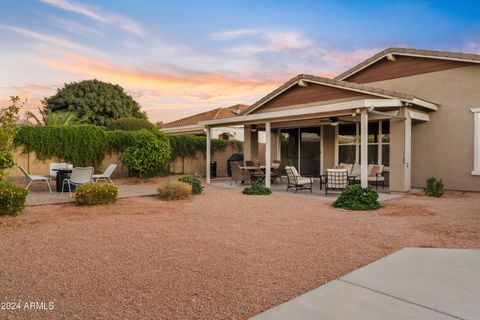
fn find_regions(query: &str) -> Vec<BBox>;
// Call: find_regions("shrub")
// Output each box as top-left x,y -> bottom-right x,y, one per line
119,130 -> 172,178
426,177 -> 445,198
178,175 -> 203,195
157,180 -> 192,201
109,117 -> 156,131
333,184 -> 381,210
243,183 -> 272,195
0,180 -> 28,215
75,183 -> 119,205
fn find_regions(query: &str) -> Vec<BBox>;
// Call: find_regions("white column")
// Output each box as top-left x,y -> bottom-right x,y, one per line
360,109 -> 368,188
472,108 -> 480,174
265,122 -> 272,188
206,126 -> 211,183
276,128 -> 281,161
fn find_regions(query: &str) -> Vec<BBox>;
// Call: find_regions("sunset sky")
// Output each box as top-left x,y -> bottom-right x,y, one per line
1,0 -> 480,123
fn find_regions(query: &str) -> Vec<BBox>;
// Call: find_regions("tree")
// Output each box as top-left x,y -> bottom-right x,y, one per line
44,79 -> 146,127
26,107 -> 80,126
108,117 -> 155,131
0,96 -> 21,179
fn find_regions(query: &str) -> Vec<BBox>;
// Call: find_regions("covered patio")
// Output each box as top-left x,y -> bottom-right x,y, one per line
201,75 -> 437,193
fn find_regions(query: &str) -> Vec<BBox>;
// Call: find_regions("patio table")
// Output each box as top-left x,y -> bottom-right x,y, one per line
52,168 -> 72,192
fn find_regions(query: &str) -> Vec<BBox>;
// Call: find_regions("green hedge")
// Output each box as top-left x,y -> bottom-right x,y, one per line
15,125 -> 108,167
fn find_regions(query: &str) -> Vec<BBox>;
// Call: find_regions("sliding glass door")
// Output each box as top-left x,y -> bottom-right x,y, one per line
280,127 -> 321,177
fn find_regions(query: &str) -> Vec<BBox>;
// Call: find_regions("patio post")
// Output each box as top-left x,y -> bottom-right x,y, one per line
360,109 -> 368,188
206,126 -> 211,183
265,122 -> 271,188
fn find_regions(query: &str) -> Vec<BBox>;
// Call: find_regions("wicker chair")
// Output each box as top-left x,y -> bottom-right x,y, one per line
231,162 -> 251,185
285,166 -> 313,193
271,160 -> 283,184
325,169 -> 349,196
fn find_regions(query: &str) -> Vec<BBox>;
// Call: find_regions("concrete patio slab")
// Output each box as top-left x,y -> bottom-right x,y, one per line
251,248 -> 480,320
252,279 -> 454,320
341,247 -> 480,320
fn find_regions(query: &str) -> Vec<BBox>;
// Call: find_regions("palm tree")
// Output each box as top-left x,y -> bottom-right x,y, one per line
26,107 -> 80,126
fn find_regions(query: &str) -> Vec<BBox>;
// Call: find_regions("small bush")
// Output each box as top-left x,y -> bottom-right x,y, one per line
426,177 -> 445,198
75,183 -> 119,205
0,180 -> 29,216
178,176 -> 203,195
333,184 -> 380,210
158,181 -> 192,201
243,183 -> 272,195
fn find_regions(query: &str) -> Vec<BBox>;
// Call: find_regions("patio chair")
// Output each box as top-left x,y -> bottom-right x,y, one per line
93,164 -> 117,184
62,167 -> 94,197
231,162 -> 251,185
271,160 -> 283,184
325,169 -> 349,196
368,164 -> 385,190
16,165 -> 52,193
49,162 -> 68,180
285,166 -> 313,193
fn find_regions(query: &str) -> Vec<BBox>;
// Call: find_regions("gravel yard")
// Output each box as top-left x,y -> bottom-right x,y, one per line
0,186 -> 479,319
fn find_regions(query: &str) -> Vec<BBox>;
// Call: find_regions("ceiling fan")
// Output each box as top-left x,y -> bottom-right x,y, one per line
317,116 -> 357,126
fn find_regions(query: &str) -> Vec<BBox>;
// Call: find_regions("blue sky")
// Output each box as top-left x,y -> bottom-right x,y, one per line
1,0 -> 480,122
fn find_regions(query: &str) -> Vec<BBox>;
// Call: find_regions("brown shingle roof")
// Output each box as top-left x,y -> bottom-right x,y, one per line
241,74 -> 434,115
335,47 -> 480,81
163,104 -> 249,128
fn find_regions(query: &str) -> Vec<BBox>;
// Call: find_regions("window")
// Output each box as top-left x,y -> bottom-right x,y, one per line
337,121 -> 390,166
472,108 -> 480,175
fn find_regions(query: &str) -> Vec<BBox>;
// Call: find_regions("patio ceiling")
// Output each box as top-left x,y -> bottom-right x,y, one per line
200,98 -> 427,128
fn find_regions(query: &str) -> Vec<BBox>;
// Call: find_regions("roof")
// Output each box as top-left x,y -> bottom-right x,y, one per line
241,74 -> 437,115
163,104 -> 249,128
335,47 -> 480,81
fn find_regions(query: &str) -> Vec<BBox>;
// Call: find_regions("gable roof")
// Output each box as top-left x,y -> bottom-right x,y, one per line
335,47 -> 480,81
163,104 -> 249,129
241,74 -> 437,115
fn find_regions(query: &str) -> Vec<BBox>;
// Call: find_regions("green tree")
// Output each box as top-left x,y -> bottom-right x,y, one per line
0,96 -> 21,179
108,117 -> 155,131
44,79 -> 146,127
120,130 -> 171,179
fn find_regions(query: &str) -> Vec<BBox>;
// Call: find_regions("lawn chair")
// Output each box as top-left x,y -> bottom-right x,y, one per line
49,162 -> 68,180
368,164 -> 385,190
231,162 -> 251,185
93,164 -> 117,184
325,169 -> 349,196
285,166 -> 313,193
16,165 -> 52,193
62,167 -> 94,197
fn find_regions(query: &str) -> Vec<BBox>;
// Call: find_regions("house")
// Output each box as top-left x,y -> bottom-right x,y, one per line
200,48 -> 480,192
161,104 -> 249,140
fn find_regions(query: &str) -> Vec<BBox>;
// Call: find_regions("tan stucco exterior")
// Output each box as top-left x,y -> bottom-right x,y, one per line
366,64 -> 480,191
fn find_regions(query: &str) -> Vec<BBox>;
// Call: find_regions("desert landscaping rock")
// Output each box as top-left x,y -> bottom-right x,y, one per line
0,186 -> 479,319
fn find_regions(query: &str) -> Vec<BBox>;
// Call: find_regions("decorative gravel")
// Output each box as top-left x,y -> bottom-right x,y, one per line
0,186 -> 479,319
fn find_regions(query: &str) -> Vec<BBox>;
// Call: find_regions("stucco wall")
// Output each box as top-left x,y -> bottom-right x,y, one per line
366,64 -> 480,191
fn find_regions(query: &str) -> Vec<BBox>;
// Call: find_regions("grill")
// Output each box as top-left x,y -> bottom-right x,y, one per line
226,153 -> 244,176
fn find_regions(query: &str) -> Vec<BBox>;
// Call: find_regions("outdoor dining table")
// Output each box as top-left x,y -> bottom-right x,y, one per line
52,168 -> 72,192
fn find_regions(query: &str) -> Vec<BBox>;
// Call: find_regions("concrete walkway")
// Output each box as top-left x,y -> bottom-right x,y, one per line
251,248 -> 480,320
25,184 -> 158,206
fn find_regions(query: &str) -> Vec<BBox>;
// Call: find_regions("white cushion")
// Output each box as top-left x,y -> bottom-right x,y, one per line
339,163 -> 353,174
368,176 -> 385,181
296,177 -> 312,185
351,163 -> 361,176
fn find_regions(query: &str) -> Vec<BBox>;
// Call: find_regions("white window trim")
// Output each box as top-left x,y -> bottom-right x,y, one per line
471,108 -> 480,175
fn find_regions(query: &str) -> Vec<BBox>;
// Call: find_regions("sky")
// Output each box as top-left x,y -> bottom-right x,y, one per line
1,0 -> 480,123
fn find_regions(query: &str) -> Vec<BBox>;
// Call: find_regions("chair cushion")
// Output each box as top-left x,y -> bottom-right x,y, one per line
368,176 -> 385,181
296,177 -> 312,185
369,165 -> 380,177
339,163 -> 353,174
351,163 -> 361,176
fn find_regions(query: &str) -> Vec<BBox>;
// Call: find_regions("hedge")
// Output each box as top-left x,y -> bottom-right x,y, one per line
14,125 -> 241,170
